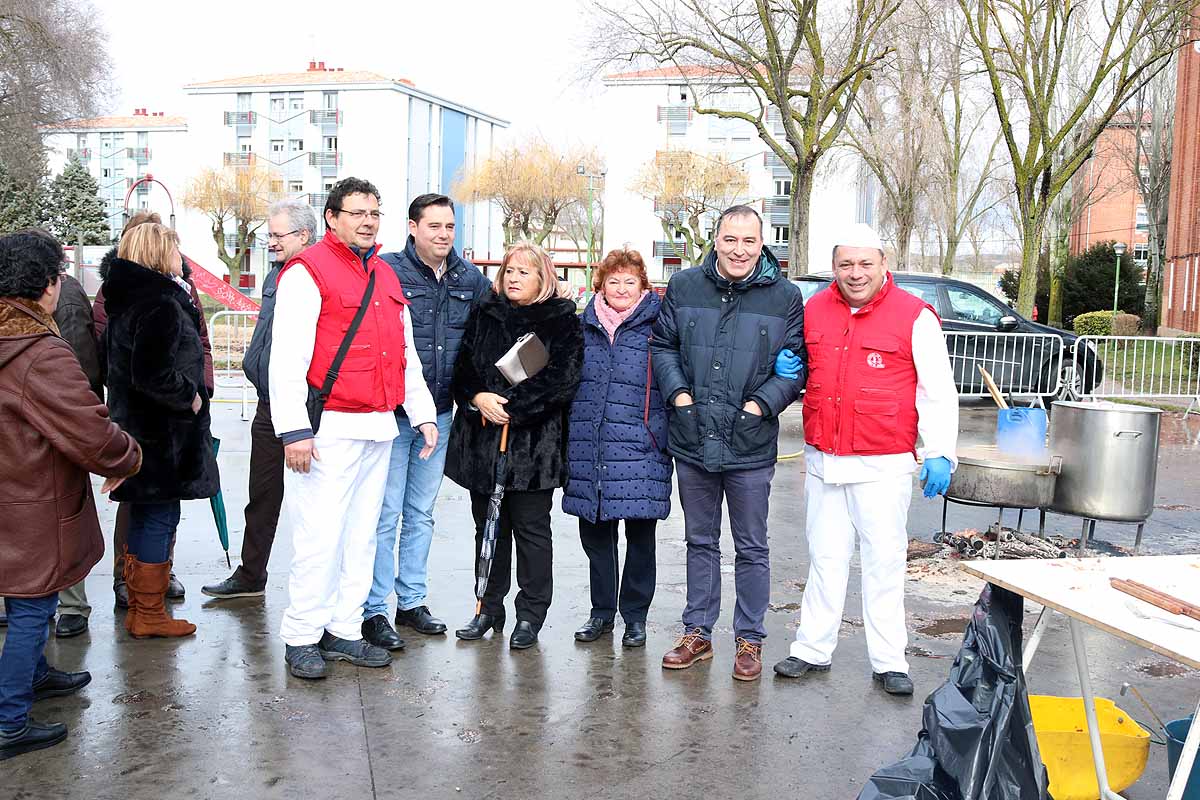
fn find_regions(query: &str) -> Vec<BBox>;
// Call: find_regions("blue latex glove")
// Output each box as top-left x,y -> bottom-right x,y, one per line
920,456 -> 953,498
774,348 -> 803,380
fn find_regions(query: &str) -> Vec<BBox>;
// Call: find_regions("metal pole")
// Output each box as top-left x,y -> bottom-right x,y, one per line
1112,251 -> 1121,316
1069,618 -> 1123,800
585,177 -> 595,294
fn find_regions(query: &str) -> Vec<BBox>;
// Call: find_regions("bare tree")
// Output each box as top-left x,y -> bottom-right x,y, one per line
631,149 -> 751,266
955,0 -> 1195,317
0,0 -> 110,181
183,161 -> 279,286
590,0 -> 900,276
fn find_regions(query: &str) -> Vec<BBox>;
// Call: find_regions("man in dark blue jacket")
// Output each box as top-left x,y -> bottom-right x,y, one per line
201,199 -> 316,599
360,193 -> 492,650
652,205 -> 805,682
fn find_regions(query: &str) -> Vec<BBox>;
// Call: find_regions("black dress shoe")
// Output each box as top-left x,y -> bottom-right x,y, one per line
509,620 -> 538,650
166,573 -> 185,601
201,574 -> 266,599
54,614 -> 88,638
285,644 -> 328,680
318,633 -> 392,667
0,718 -> 68,761
361,615 -> 406,651
113,582 -> 129,610
32,669 -> 91,702
873,671 -> 914,696
574,617 -> 614,642
622,621 -> 647,648
395,605 -> 447,635
773,656 -> 832,679
455,613 -> 504,640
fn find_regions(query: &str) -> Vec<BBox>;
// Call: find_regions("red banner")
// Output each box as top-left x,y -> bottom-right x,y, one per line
183,254 -> 260,312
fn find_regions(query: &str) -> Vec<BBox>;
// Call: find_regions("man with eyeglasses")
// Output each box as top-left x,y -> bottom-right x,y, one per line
202,198 -> 316,601
268,177 -> 437,680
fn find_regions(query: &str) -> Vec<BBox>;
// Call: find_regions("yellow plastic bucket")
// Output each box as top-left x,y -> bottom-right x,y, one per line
1030,695 -> 1151,800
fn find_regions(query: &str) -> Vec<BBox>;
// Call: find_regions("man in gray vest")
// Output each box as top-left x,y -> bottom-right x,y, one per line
201,198 -> 316,599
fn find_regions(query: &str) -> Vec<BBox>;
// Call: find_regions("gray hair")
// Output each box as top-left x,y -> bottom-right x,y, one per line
268,198 -> 318,239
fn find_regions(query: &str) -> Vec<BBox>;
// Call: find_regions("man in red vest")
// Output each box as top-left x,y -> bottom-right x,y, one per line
773,223 -> 957,695
269,177 -> 438,680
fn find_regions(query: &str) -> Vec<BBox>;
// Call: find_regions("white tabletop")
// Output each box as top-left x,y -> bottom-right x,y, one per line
959,555 -> 1200,670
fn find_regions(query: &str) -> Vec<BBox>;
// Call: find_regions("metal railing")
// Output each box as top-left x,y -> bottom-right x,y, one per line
209,310 -> 260,420
652,241 -> 688,258
309,109 -> 341,126
308,151 -> 341,168
943,331 -> 1065,403
1076,335 -> 1200,413
223,152 -> 255,167
67,148 -> 91,160
223,111 -> 256,126
765,196 -> 790,225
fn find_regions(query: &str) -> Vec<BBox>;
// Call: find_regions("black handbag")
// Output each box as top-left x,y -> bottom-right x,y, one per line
305,270 -> 377,434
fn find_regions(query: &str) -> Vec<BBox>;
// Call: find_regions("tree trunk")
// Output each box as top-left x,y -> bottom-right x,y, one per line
941,238 -> 958,275
1144,223 -> 1163,332
1048,229 -> 1068,329
1015,209 -> 1046,318
788,163 -> 815,278
895,218 -> 913,272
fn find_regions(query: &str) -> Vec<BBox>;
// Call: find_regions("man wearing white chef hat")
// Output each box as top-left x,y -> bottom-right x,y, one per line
772,222 -> 958,695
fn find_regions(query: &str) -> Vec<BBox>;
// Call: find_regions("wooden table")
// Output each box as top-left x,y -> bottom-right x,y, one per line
960,556 -> 1200,800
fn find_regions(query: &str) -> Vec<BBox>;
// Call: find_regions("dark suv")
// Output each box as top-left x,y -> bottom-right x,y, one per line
793,272 -> 1102,404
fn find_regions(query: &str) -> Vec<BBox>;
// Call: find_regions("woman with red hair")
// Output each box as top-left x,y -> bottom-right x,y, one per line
562,248 -> 672,648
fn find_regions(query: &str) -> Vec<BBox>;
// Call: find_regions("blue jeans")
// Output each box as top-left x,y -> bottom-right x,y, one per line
364,411 -> 453,617
128,501 -> 181,564
0,594 -> 57,732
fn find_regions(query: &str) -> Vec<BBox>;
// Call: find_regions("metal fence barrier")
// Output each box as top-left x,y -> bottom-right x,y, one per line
943,332 -> 1065,405
209,310 -> 259,420
1076,335 -> 1200,414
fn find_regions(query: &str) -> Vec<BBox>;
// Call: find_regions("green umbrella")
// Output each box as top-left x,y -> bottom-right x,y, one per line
210,437 -> 231,569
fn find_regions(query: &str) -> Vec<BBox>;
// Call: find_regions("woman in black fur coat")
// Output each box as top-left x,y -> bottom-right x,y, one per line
102,223 -> 219,639
445,242 -> 583,650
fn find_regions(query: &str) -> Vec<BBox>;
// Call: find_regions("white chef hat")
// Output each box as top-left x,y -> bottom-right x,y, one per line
833,222 -> 884,251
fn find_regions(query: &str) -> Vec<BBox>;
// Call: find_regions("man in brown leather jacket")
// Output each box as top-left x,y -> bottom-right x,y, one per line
0,231 -> 142,761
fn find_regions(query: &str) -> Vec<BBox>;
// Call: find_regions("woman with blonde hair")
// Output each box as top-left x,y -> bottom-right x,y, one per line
101,222 -> 219,639
445,242 -> 583,649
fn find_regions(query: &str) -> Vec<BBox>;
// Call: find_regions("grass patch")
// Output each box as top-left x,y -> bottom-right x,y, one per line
1098,340 -> 1199,395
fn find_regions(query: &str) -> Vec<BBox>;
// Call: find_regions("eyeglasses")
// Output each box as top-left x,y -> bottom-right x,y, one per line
333,209 -> 383,221
267,229 -> 300,242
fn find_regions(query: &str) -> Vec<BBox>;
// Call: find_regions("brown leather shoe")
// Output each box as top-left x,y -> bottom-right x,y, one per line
732,638 -> 762,681
661,630 -> 713,670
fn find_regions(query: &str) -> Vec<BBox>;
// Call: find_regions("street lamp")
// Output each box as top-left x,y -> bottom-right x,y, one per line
1113,241 -> 1127,318
577,163 -> 605,295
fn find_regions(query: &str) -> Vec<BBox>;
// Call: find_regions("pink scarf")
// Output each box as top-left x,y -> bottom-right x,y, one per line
595,291 -> 648,342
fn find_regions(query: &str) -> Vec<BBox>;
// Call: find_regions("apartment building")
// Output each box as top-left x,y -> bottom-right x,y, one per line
599,66 -> 875,279
1068,118 -> 1151,266
1163,42 -> 1200,334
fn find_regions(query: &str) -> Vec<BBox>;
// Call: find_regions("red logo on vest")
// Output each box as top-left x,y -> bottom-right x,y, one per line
866,352 -> 885,369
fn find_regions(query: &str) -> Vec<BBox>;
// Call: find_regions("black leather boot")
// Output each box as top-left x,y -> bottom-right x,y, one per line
455,613 -> 504,640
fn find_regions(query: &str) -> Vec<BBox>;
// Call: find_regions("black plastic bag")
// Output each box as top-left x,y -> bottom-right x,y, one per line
857,583 -> 1051,800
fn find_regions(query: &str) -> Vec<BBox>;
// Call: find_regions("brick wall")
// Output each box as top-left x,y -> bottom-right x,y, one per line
1164,41 -> 1200,334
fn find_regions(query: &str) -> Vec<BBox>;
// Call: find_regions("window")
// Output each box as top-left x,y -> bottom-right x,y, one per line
270,139 -> 284,153
289,139 -> 304,152
76,134 -> 87,149
269,94 -> 285,114
1134,243 -> 1149,265
669,84 -> 690,103
289,92 -> 304,111
323,136 -> 338,152
1136,205 -> 1149,232
270,180 -> 284,195
323,180 -> 335,191
101,167 -> 111,178
323,91 -> 338,110
236,92 -> 251,111
288,181 -> 304,193
945,286 -> 1005,327
238,136 -> 252,153
775,178 -> 792,197
896,280 -> 940,308
1139,165 -> 1151,185
773,226 -> 789,244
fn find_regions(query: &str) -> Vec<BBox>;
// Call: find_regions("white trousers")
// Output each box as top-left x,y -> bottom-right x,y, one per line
790,471 -> 913,674
279,436 -> 391,646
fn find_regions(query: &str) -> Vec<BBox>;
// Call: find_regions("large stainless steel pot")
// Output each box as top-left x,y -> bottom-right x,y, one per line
1049,401 -> 1161,521
948,446 -> 1062,508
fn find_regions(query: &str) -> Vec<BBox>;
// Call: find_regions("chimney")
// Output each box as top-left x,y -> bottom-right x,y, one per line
336,67 -> 343,72
318,60 -> 325,71
308,60 -> 317,71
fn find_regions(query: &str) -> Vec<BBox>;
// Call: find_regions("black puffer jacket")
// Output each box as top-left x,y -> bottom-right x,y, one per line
650,247 -> 806,472
444,290 -> 584,494
102,257 -> 220,503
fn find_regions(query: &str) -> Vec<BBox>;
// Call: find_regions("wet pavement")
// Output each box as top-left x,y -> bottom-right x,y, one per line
4,398 -> 1200,798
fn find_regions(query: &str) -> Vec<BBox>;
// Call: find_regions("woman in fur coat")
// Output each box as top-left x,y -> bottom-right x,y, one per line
445,242 -> 583,650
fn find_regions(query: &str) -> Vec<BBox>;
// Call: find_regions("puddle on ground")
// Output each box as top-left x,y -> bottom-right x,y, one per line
915,618 -> 968,637
112,690 -> 157,705
768,602 -> 802,612
1134,658 -> 1195,678
906,645 -> 949,659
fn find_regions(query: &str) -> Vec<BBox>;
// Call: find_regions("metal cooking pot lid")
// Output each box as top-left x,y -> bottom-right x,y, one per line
955,444 -> 1057,471
1051,400 -> 1162,414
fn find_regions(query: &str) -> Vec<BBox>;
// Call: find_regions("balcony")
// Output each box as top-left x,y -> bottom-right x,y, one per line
125,147 -> 151,163
223,152 -> 255,167
308,151 -> 341,168
765,196 -> 791,225
653,198 -> 686,218
223,110 -> 256,126
768,244 -> 790,264
224,233 -> 260,251
308,192 -> 329,209
309,110 -> 341,126
657,105 -> 691,135
652,241 -> 688,258
66,148 -> 91,161
763,151 -> 790,175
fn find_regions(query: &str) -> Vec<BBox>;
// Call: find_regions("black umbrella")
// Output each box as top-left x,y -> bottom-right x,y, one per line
474,422 -> 510,613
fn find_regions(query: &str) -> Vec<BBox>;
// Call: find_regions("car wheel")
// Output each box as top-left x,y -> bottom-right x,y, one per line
1039,361 -> 1083,410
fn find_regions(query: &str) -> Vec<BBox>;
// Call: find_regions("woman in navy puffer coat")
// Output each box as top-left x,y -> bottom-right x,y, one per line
563,249 -> 672,648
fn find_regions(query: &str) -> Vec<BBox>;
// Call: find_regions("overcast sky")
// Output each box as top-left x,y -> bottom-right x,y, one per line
98,0 -> 607,143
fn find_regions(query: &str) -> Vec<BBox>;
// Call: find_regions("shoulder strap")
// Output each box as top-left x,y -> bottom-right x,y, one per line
318,270 -> 376,399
